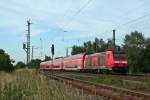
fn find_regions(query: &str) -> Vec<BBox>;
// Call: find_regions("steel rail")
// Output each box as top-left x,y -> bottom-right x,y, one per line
45,70 -> 150,82
46,73 -> 150,100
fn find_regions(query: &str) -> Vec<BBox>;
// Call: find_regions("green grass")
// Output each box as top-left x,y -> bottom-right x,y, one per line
89,76 -> 123,87
0,69 -> 104,100
88,76 -> 150,93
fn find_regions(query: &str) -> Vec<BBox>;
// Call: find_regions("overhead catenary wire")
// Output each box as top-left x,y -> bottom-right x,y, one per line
97,0 -> 150,37
61,0 -> 93,41
117,0 -> 150,20
98,12 -> 150,43
63,0 -> 93,29
114,13 -> 150,30
62,0 -> 150,43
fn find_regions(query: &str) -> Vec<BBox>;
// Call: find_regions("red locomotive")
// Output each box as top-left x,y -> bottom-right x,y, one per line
40,50 -> 128,73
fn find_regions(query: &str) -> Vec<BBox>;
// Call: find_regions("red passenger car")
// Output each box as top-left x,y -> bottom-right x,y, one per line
51,58 -> 63,70
63,54 -> 85,70
40,61 -> 51,70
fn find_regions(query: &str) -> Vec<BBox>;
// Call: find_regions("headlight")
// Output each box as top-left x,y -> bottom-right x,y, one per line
122,61 -> 127,64
114,61 -> 119,63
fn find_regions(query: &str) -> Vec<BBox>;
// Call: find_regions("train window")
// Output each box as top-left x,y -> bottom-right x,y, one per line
86,57 -> 92,66
108,54 -> 110,59
101,55 -> 105,66
98,55 -> 101,66
113,52 -> 126,58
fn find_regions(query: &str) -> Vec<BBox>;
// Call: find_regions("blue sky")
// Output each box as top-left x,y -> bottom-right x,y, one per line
0,0 -> 150,63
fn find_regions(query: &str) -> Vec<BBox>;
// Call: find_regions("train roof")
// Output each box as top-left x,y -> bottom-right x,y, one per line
40,60 -> 52,64
63,53 -> 85,60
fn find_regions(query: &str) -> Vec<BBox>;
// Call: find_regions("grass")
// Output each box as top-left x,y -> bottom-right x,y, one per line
88,76 -> 150,93
0,69 -> 104,100
89,76 -> 123,87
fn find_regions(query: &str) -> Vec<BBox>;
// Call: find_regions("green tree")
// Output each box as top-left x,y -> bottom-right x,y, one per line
84,41 -> 94,53
15,61 -> 26,69
44,55 -> 52,61
99,38 -> 107,52
30,59 -> 42,69
71,45 -> 85,55
71,38 -> 109,55
123,31 -> 145,73
138,38 -> 150,73
0,49 -> 14,72
107,39 -> 114,50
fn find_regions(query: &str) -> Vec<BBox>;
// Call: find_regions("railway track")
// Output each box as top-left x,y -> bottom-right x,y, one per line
44,70 -> 150,82
44,72 -> 150,100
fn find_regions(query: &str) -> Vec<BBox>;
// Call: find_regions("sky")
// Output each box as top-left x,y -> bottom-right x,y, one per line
0,0 -> 150,63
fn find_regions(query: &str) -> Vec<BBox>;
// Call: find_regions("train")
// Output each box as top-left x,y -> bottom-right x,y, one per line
40,50 -> 128,74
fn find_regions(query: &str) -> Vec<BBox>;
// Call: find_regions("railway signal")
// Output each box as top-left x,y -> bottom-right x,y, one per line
113,29 -> 116,50
51,44 -> 54,56
23,43 -> 26,49
51,44 -> 54,67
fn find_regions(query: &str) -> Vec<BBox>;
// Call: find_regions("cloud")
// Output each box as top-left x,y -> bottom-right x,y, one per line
1,0 -> 150,62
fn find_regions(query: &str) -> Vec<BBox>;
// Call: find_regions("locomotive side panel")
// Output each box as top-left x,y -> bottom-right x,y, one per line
84,53 -> 107,70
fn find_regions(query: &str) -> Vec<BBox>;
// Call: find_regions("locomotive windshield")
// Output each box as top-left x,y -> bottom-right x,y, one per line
113,52 -> 126,58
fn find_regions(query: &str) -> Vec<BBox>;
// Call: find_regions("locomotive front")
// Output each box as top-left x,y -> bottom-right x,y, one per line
112,51 -> 128,73
105,51 -> 128,73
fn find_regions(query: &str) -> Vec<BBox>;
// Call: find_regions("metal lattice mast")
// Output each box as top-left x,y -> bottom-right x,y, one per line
23,20 -> 32,67
27,20 -> 31,66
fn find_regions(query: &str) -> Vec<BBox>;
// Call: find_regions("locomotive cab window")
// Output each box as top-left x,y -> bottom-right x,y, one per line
113,52 -> 126,58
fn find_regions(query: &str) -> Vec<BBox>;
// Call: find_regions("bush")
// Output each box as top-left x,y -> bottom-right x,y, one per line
0,49 -> 14,72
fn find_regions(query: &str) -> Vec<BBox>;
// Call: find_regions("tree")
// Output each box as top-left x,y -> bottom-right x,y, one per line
71,38 -> 108,55
107,39 -> 114,50
15,61 -> 26,69
30,59 -> 42,69
99,38 -> 107,52
44,55 -> 52,61
71,45 -> 85,55
0,49 -> 14,72
123,31 -> 145,48
123,31 -> 145,73
145,38 -> 150,48
84,41 -> 94,53
138,38 -> 150,73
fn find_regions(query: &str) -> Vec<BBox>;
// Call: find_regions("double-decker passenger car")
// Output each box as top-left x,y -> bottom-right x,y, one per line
63,54 -> 85,70
40,61 -> 51,70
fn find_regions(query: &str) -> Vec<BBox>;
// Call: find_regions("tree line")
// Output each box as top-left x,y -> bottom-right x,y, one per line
13,55 -> 51,70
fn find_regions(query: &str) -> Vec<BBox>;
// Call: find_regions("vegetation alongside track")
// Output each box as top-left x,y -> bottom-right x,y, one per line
46,73 -> 150,100
88,76 -> 150,93
0,69 -> 104,100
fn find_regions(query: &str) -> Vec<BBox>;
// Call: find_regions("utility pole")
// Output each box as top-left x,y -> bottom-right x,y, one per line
66,47 -> 72,57
32,46 -> 34,60
66,48 -> 69,57
23,20 -> 32,67
31,46 -> 39,60
113,29 -> 116,50
40,38 -> 43,60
